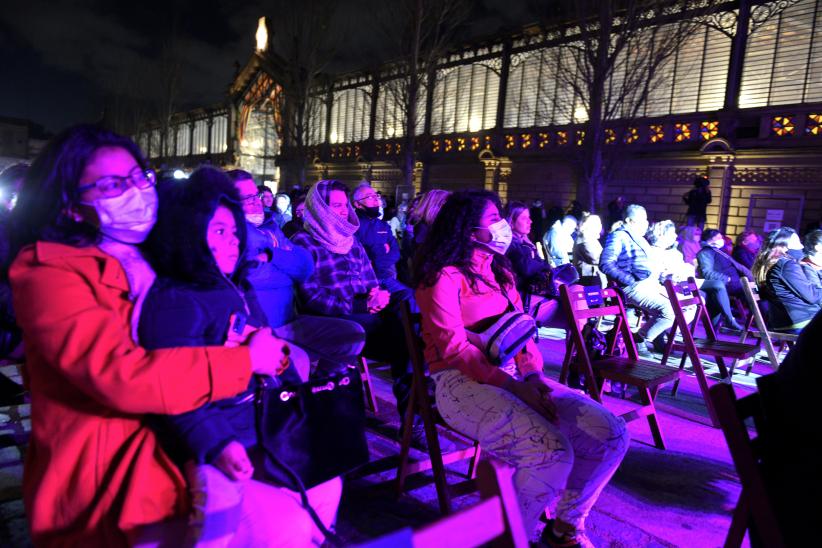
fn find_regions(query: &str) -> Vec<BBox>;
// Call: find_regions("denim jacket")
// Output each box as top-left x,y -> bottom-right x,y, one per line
599,227 -> 652,288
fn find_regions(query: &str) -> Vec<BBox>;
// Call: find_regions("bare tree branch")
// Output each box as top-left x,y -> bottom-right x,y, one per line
529,0 -> 790,212
370,0 -> 471,189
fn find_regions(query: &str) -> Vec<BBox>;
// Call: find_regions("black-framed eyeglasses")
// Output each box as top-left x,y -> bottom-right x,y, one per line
356,193 -> 380,203
77,166 -> 157,198
238,192 -> 263,205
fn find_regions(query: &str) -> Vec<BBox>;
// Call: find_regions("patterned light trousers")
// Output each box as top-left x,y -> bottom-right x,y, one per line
433,369 -> 630,539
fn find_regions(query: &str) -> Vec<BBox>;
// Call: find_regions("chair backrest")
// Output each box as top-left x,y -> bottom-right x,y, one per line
560,284 -> 640,361
358,460 -> 529,548
741,276 -> 761,304
399,299 -> 427,382
663,277 -> 717,340
709,379 -> 786,548
739,276 -> 781,366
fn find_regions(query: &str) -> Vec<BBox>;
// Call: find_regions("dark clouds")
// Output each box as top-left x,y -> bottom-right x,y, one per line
0,0 -> 533,133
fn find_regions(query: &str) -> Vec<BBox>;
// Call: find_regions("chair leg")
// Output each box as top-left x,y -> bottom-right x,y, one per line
715,356 -> 730,381
396,383 -> 418,497
419,396 -> 452,515
358,356 -> 379,414
729,316 -> 755,378
466,442 -> 481,480
661,326 -> 677,366
671,352 -> 689,397
691,354 -> 722,428
725,492 -> 749,548
643,385 -> 666,450
559,335 -> 573,385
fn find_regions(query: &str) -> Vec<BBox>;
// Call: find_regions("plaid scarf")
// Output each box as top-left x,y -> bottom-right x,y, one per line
303,180 -> 360,254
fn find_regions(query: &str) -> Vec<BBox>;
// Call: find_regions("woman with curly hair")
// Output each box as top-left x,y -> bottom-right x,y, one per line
753,227 -> 822,333
414,190 -> 628,547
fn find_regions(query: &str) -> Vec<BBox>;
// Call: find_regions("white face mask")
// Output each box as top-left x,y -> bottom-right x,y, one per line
708,239 -> 725,249
83,185 -> 157,244
246,212 -> 265,227
475,219 -> 513,255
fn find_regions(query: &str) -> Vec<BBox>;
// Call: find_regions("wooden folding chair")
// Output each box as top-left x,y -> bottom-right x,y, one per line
709,379 -> 786,548
560,284 -> 680,449
661,278 -> 760,428
357,355 -> 379,414
731,276 -> 797,373
396,299 -> 482,514
361,460 -> 529,548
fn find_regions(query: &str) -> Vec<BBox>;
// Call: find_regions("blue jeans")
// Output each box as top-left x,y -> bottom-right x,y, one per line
272,315 -> 366,375
622,278 -> 676,342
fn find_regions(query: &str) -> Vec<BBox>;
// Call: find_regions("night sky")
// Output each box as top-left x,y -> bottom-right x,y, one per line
0,0 -> 533,134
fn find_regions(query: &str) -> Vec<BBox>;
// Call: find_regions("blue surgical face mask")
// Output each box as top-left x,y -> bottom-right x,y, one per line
474,219 -> 513,255
786,249 -> 805,260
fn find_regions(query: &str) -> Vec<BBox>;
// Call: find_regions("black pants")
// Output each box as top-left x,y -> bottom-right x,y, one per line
342,303 -> 414,421
701,279 -> 747,327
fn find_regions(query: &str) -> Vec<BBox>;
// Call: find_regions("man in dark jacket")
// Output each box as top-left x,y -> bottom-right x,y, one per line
600,204 -> 672,357
352,183 -> 412,301
228,170 -> 365,371
697,229 -> 751,298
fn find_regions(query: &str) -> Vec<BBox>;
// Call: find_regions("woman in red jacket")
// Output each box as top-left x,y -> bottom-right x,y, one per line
9,125 -> 288,546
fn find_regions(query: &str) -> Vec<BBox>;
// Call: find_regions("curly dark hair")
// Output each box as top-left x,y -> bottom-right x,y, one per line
144,166 -> 248,287
12,124 -> 148,252
413,190 -> 513,291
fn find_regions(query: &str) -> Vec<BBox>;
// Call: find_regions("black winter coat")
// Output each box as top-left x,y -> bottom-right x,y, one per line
697,246 -> 742,292
506,237 -> 551,295
355,210 -> 401,281
763,257 -> 822,331
139,277 -> 269,465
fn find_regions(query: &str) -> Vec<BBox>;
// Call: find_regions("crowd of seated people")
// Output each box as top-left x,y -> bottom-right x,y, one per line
4,123 -> 822,547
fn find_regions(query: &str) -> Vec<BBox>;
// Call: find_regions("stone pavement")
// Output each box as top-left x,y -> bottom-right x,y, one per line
0,328 -> 764,547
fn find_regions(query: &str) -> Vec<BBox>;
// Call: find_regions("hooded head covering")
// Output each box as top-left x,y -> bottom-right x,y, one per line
303,180 -> 360,254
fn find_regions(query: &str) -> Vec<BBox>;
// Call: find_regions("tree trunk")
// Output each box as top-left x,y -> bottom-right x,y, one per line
581,2 -> 612,215
403,79 -> 416,189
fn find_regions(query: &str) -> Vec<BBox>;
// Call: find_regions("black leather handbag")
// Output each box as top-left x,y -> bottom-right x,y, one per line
253,364 -> 369,491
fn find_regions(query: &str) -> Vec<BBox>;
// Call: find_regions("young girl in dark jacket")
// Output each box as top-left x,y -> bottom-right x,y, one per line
753,227 -> 822,334
139,167 -> 340,547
